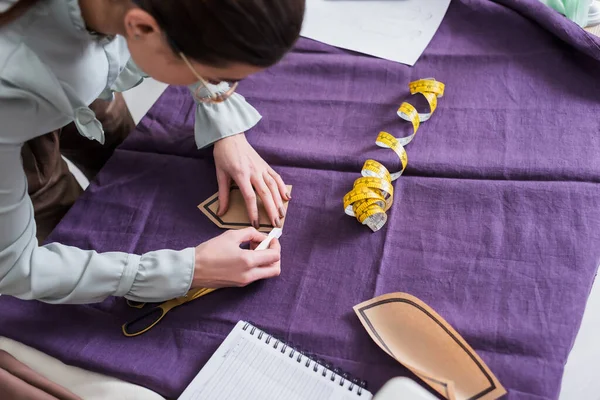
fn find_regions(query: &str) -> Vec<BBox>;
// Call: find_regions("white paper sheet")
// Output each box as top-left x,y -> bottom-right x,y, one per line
300,0 -> 452,66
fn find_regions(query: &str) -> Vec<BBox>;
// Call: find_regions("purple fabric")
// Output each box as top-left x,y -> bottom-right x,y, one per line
1,0 -> 600,398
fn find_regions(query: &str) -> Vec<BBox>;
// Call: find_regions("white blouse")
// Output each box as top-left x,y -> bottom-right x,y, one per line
0,0 -> 262,304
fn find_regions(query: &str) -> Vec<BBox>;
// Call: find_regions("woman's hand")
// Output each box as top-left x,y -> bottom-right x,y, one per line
192,228 -> 281,288
213,133 -> 290,229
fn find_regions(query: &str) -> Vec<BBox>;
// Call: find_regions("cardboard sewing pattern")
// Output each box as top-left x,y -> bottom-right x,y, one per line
198,185 -> 292,233
353,293 -> 506,400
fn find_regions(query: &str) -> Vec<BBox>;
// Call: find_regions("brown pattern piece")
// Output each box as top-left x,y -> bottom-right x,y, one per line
198,185 -> 292,232
354,293 -> 506,400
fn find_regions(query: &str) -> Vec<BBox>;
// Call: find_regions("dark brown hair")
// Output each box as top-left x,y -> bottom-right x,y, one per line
133,0 -> 305,67
0,0 -> 306,68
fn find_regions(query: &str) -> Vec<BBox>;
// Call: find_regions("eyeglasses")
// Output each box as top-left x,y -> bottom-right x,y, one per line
180,52 -> 239,104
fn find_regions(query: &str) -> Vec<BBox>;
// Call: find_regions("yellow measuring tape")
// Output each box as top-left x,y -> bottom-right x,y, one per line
344,78 -> 445,232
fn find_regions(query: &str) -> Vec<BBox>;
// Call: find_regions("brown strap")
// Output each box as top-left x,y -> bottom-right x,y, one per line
0,350 -> 82,400
0,0 -> 41,27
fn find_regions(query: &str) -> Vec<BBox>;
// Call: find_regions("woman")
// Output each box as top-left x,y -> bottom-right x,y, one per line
0,0 -> 305,303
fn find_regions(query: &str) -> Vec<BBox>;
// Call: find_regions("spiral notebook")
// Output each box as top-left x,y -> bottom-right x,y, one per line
178,321 -> 372,400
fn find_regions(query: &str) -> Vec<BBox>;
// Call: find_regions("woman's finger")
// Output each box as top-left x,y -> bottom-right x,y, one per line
267,237 -> 280,251
252,176 -> 281,228
269,169 -> 290,201
263,171 -> 284,218
245,247 -> 281,268
244,261 -> 281,284
233,227 -> 266,244
237,179 -> 260,230
216,169 -> 231,216
250,234 -> 280,251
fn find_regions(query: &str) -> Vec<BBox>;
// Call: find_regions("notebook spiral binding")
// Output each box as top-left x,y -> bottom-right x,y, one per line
242,322 -> 368,396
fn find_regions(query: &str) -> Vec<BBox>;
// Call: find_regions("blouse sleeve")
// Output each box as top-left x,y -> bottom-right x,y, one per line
106,59 -> 262,149
188,82 -> 262,149
0,49 -> 194,305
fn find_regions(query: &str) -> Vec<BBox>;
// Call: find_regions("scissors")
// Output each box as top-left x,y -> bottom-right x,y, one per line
122,288 -> 217,337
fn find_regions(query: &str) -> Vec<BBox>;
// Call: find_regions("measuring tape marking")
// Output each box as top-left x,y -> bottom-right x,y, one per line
343,78 -> 445,232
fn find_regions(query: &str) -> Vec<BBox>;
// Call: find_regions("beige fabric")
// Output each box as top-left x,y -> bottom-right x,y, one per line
585,23 -> 600,37
0,337 -> 165,400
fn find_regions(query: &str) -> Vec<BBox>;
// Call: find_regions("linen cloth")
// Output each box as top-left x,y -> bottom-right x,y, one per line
1,0 -> 600,398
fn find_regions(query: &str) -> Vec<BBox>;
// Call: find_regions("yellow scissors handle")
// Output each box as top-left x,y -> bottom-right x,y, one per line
126,300 -> 146,309
188,287 -> 217,300
121,302 -> 174,337
122,288 -> 217,337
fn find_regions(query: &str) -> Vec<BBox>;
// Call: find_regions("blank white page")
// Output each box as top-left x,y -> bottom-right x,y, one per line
300,0 -> 451,66
178,321 -> 372,400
